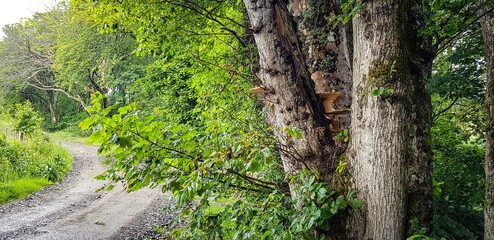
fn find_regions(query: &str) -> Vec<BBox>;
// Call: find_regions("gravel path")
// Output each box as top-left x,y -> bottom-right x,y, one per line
0,141 -> 176,240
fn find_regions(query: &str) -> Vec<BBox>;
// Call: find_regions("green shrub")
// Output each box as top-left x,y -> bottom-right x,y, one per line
37,151 -> 72,182
14,101 -> 43,138
0,110 -> 73,205
42,111 -> 89,133
431,112 -> 485,239
0,157 -> 15,182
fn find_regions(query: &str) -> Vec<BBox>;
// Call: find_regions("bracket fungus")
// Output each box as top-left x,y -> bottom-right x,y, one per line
249,86 -> 265,94
318,92 -> 351,133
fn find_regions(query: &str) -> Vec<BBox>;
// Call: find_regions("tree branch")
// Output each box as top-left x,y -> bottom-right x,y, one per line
24,82 -> 87,109
433,96 -> 460,122
226,168 -> 277,190
435,6 -> 494,54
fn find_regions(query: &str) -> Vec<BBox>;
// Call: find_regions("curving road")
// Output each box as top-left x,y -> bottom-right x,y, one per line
0,142 -> 175,240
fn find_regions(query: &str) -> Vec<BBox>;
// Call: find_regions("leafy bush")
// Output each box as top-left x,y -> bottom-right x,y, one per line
0,139 -> 72,183
0,110 -> 72,204
81,93 -> 361,239
14,101 -> 43,137
431,104 -> 485,239
42,111 -> 89,133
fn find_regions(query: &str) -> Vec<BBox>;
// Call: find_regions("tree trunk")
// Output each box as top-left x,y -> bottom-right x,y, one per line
242,0 -> 350,186
287,0 -> 353,128
48,90 -> 58,124
88,69 -> 109,108
479,1 -> 494,238
243,0 -> 433,238
346,1 -> 433,239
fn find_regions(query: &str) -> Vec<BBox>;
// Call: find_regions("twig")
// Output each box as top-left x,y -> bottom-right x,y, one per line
433,96 -> 459,122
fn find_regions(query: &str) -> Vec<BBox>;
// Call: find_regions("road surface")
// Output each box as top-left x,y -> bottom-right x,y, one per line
0,142 -> 175,240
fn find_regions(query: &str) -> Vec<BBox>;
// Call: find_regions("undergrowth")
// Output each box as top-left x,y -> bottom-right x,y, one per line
0,103 -> 73,205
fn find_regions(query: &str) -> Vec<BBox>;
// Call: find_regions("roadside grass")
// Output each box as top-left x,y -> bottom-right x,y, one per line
48,126 -> 88,143
0,178 -> 52,204
0,134 -> 73,205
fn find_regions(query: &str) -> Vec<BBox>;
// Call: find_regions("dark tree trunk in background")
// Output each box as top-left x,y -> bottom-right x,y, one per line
479,1 -> 494,238
88,69 -> 108,108
287,0 -> 353,128
243,0 -> 433,238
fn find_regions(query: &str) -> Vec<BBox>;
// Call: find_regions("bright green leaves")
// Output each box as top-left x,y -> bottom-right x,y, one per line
336,160 -> 348,173
331,0 -> 364,26
52,6 -> 144,105
130,59 -> 197,123
335,129 -> 349,143
81,90 -> 361,238
0,110 -> 72,187
428,25 -> 486,101
14,101 -> 43,137
431,96 -> 485,238
71,0 -> 362,238
282,127 -> 304,140
289,171 -> 362,234
427,17 -> 486,238
78,117 -> 94,131
432,180 -> 444,197
370,88 -> 395,97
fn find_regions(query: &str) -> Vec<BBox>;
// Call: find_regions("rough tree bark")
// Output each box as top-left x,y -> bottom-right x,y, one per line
242,0 -> 350,186
46,90 -> 58,123
479,0 -> 494,238
243,0 -> 433,238
347,1 -> 434,238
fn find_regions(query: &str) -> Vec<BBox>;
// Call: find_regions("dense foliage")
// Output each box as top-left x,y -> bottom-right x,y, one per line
428,23 -> 487,239
431,100 -> 485,239
0,0 -> 491,239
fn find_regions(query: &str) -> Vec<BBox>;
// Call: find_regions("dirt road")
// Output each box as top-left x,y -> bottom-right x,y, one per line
0,142 -> 175,240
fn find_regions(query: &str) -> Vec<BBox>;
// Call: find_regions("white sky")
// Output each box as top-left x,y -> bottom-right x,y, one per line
0,0 -> 60,39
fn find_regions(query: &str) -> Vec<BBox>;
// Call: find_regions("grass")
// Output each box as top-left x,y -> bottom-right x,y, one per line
48,127 -> 88,143
0,178 -> 52,204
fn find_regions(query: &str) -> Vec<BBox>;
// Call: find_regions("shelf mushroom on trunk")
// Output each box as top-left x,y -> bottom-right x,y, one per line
249,86 -> 265,94
318,92 -> 351,132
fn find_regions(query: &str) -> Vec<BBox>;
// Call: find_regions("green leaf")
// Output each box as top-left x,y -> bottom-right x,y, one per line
343,15 -> 351,24
261,230 -> 271,240
105,184 -> 115,191
371,89 -> 385,96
